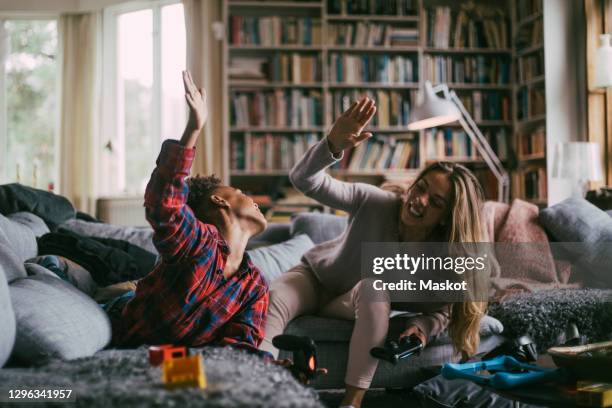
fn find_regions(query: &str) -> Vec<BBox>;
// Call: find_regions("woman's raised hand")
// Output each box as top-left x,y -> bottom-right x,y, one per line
327,97 -> 377,155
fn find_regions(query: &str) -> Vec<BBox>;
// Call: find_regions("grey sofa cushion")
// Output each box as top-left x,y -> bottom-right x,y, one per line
9,275 -> 111,364
285,314 -> 503,345
539,197 -> 612,286
247,222 -> 292,249
290,213 -> 348,244
247,234 -> 315,284
7,212 -> 50,237
59,219 -> 156,255
0,263 -> 16,367
0,212 -> 38,262
0,241 -> 27,282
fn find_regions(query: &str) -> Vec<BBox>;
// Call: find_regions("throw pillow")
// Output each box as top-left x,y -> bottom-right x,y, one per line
247,234 -> 315,284
26,255 -> 98,296
290,213 -> 348,244
7,212 -> 50,237
0,241 -> 27,282
539,197 -> 612,287
0,263 -> 16,367
59,219 -> 156,254
9,275 -> 112,364
0,212 -> 38,262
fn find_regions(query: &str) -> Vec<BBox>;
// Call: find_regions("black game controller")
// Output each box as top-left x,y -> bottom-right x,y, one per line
370,335 -> 424,364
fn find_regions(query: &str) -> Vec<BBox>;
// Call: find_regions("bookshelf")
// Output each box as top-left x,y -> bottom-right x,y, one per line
511,0 -> 547,205
222,0 -> 547,218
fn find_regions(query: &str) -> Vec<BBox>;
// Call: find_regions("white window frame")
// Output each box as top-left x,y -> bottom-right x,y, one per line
101,0 -> 183,196
0,12 -> 60,187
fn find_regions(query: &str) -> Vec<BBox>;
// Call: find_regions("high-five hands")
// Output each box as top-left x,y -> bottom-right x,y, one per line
181,70 -> 208,148
183,70 -> 208,132
327,97 -> 377,155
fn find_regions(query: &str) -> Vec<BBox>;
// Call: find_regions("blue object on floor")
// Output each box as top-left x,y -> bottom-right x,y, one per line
442,355 -> 565,390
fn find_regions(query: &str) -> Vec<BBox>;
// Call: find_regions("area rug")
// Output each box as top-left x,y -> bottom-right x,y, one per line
489,288 -> 612,352
0,346 -> 323,407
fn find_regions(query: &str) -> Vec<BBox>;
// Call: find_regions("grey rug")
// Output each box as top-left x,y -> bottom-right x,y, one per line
0,347 -> 323,408
489,289 -> 612,352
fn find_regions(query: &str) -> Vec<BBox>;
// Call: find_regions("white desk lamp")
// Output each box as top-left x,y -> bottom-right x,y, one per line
408,81 -> 510,202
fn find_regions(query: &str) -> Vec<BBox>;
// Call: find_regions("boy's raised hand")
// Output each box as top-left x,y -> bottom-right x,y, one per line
183,70 -> 208,133
327,97 -> 376,155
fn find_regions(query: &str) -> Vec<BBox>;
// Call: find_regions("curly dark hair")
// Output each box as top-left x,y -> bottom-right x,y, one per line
186,174 -> 222,214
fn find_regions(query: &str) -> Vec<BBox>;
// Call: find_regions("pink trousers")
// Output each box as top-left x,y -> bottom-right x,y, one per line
260,263 -> 391,389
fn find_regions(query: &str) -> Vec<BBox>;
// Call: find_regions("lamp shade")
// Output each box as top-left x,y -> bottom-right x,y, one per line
552,142 -> 603,181
594,34 -> 612,88
407,81 -> 461,130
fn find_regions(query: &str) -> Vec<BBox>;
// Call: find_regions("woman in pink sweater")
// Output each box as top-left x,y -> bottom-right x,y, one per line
260,97 -> 489,408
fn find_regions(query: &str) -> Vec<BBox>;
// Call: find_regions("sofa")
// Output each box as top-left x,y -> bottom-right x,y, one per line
1,191 -> 611,393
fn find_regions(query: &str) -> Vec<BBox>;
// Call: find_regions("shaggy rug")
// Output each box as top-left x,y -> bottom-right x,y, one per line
489,289 -> 612,352
0,347 -> 323,408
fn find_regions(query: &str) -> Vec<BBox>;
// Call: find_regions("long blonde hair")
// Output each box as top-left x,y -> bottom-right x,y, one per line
409,161 -> 489,360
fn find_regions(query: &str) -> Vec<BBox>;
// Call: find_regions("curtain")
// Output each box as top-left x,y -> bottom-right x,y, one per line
182,0 -> 225,181
58,12 -> 101,213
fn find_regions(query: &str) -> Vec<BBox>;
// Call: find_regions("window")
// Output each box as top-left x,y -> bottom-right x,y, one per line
0,18 -> 59,190
102,1 -> 186,196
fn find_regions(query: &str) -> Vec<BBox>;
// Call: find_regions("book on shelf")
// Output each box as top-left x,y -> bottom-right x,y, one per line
231,90 -> 322,127
517,51 -> 544,83
328,53 -> 417,84
330,89 -> 416,128
455,91 -> 511,121
424,55 -> 510,84
229,16 -> 321,46
229,54 -> 321,84
519,126 -> 546,157
516,0 -> 543,21
523,166 -> 547,200
328,22 -> 419,47
423,128 -> 508,161
327,0 -> 418,16
517,87 -> 545,121
515,18 -> 543,52
332,137 -> 418,172
473,168 -> 500,200
231,133 -> 319,171
425,5 -> 509,49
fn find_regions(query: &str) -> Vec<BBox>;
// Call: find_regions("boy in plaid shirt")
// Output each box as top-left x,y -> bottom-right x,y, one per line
111,71 -> 269,353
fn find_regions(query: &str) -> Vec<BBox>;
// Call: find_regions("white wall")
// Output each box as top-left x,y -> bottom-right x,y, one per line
544,0 -> 588,205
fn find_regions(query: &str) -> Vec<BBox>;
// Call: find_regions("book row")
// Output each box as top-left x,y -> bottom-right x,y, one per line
327,0 -> 418,16
332,137 -> 419,171
423,55 -> 510,85
229,54 -> 321,84
231,90 -> 323,127
517,52 -> 544,83
515,19 -> 543,51
423,128 -> 508,161
229,16 -> 321,46
517,87 -> 546,120
328,53 -> 417,84
456,91 -> 511,121
425,6 -> 509,49
230,133 -> 319,171
329,89 -> 416,128
328,22 -> 418,47
519,127 -> 546,157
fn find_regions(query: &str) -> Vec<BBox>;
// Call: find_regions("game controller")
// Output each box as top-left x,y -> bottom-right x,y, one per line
370,334 -> 424,364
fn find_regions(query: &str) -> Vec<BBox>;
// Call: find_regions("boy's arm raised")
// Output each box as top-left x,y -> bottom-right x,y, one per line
144,71 -> 212,263
289,97 -> 376,214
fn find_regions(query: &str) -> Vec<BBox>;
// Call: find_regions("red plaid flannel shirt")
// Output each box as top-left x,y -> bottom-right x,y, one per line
112,140 -> 269,352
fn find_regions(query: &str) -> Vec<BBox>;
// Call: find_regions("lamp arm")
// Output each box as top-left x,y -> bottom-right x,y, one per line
431,84 -> 510,202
